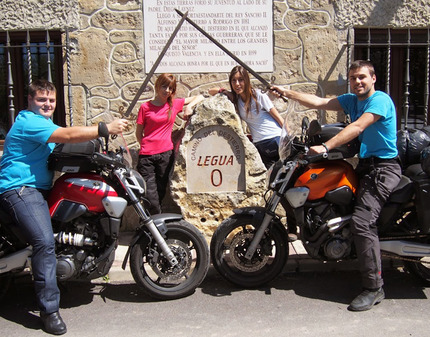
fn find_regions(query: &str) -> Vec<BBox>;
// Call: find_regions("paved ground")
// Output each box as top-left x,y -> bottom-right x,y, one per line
106,232 -> 402,283
1,233 -> 427,337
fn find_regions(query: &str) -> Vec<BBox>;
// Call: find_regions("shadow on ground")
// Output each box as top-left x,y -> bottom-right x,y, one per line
0,264 -> 428,333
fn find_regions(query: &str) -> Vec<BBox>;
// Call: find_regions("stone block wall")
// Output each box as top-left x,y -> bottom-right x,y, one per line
1,0 -> 429,232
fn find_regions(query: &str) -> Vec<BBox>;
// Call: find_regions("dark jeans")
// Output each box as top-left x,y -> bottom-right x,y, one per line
254,136 -> 280,169
0,187 -> 60,314
137,150 -> 175,214
351,157 -> 402,289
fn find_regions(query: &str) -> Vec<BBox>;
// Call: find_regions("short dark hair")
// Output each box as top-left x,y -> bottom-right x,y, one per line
349,60 -> 375,76
28,79 -> 56,98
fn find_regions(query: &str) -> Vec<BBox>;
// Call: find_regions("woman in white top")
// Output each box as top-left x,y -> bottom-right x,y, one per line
209,67 -> 297,241
210,65 -> 284,169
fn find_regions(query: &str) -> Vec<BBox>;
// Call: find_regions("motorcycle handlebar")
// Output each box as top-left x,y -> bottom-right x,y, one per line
304,152 -> 329,163
92,152 -> 126,168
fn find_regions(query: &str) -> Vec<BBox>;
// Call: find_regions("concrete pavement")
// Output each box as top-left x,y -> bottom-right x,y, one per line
0,233 -> 423,337
104,232 -> 403,284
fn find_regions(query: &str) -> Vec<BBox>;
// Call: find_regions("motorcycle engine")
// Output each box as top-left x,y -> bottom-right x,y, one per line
54,219 -> 100,281
323,234 -> 351,260
56,249 -> 89,281
56,254 -> 77,281
304,203 -> 353,260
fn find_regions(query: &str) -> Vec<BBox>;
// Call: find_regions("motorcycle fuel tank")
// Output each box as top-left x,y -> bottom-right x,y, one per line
48,173 -> 119,215
294,160 -> 358,200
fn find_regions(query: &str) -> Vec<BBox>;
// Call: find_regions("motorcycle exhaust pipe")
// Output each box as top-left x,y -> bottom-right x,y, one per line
326,215 -> 351,232
54,232 -> 96,246
308,215 -> 351,242
380,240 -> 430,257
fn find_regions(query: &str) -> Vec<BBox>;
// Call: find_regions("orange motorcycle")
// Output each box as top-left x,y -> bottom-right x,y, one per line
210,114 -> 430,288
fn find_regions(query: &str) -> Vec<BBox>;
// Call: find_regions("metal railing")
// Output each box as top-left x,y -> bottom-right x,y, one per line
1,29 -> 73,127
347,28 -> 430,130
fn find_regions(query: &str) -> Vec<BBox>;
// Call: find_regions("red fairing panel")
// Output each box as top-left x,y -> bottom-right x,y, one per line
48,173 -> 118,216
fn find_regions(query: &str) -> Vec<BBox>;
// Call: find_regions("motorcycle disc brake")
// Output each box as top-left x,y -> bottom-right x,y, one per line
229,232 -> 269,272
150,239 -> 192,281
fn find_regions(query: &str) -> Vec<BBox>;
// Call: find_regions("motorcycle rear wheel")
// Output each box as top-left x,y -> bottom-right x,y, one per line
130,220 -> 209,300
0,274 -> 12,300
210,214 -> 289,288
405,257 -> 430,284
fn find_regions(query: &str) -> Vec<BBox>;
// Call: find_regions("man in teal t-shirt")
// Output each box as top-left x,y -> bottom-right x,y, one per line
0,79 -> 127,335
0,110 -> 59,193
272,60 -> 401,312
337,90 -> 398,159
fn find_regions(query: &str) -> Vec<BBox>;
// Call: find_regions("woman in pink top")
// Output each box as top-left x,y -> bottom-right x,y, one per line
135,73 -> 204,214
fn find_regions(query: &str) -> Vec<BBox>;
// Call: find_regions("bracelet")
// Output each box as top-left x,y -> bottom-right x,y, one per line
218,88 -> 225,94
321,142 -> 329,152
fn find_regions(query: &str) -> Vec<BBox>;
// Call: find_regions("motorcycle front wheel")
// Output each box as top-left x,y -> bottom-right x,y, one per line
130,220 -> 209,300
210,214 -> 289,288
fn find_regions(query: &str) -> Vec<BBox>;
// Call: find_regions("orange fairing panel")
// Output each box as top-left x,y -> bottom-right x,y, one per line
294,160 -> 358,200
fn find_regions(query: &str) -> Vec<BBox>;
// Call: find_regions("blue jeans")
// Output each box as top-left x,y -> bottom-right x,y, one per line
0,187 -> 60,314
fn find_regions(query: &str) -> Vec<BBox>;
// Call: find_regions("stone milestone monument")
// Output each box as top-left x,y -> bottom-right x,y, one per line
170,94 -> 268,237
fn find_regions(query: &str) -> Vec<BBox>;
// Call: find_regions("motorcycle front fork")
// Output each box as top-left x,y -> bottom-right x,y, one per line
142,217 -> 178,266
133,202 -> 179,267
244,193 -> 281,260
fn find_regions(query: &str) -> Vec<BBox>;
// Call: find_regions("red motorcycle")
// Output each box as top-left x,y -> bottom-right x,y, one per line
0,127 -> 209,300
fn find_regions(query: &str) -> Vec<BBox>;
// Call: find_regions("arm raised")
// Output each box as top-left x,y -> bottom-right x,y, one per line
48,119 -> 128,143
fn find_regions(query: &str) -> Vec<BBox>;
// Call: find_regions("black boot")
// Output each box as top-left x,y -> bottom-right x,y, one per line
347,287 -> 385,311
40,311 -> 67,335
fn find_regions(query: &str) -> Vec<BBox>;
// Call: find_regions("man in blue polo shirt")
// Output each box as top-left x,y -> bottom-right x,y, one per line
272,60 -> 401,311
0,79 -> 127,334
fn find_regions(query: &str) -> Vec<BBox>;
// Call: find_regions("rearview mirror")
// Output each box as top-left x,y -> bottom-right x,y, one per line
301,116 -> 310,140
308,120 -> 322,137
98,122 -> 110,152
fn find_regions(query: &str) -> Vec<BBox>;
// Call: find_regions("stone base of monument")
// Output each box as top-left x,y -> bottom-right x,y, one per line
170,95 -> 268,238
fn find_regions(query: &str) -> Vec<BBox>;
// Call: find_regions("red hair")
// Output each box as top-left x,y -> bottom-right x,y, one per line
154,73 -> 177,120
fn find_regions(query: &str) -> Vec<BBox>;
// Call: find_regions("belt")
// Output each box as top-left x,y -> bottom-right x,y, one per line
358,156 -> 400,165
